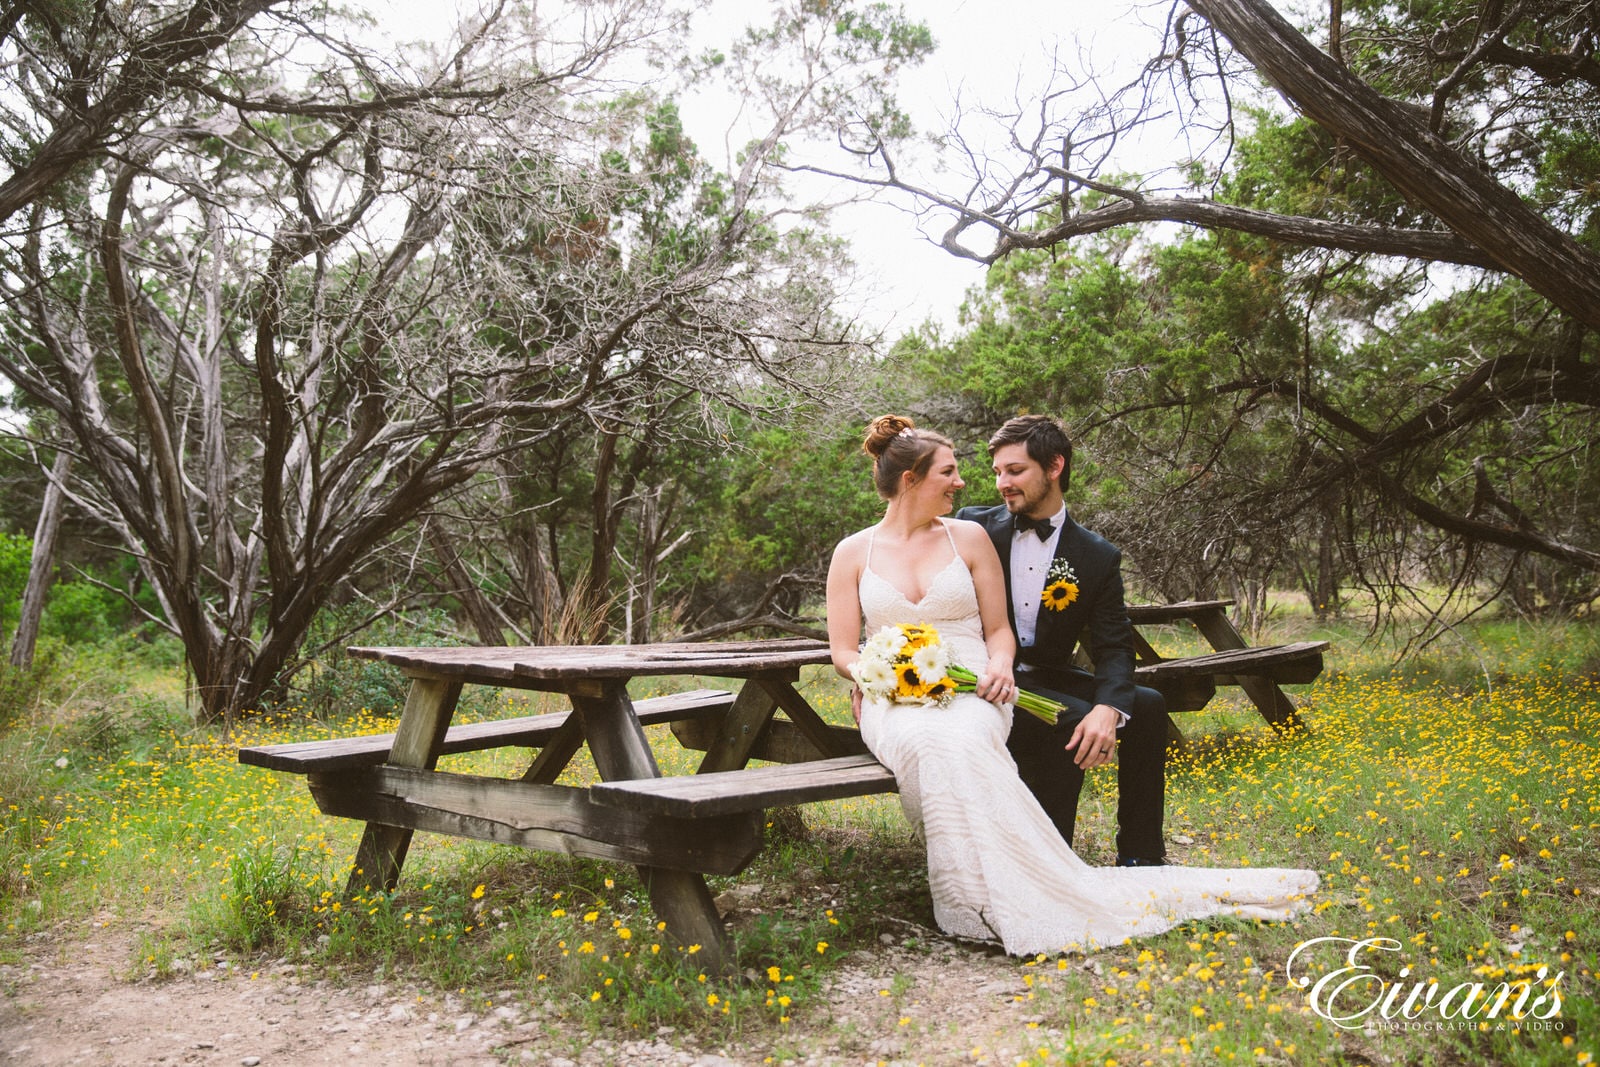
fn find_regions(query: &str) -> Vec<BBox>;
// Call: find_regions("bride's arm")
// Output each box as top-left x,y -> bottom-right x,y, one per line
955,522 -> 1017,704
825,533 -> 867,682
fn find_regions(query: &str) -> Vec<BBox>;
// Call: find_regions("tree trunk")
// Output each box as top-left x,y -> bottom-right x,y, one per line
1188,0 -> 1600,331
521,521 -> 562,644
426,520 -> 505,646
568,429 -> 621,644
1313,498 -> 1341,620
629,487 -> 661,645
10,451 -> 72,669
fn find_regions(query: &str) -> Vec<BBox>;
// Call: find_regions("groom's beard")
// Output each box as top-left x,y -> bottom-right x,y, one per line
1001,477 -> 1055,519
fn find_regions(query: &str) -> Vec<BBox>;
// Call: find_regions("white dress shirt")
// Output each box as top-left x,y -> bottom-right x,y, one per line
1010,504 -> 1129,725
1009,504 -> 1068,649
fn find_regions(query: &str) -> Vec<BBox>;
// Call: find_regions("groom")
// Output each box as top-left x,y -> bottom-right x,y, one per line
956,415 -> 1171,866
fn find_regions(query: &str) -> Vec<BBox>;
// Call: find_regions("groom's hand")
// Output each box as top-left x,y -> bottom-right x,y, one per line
1065,704 -> 1120,769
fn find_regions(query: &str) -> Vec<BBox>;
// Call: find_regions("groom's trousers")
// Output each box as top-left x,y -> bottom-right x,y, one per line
1006,672 -> 1171,862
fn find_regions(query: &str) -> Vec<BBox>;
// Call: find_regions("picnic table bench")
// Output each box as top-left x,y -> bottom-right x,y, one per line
236,606 -> 1324,971
1125,599 -> 1327,732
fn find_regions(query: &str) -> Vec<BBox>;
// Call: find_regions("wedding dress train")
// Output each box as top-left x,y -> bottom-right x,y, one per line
856,522 -> 1319,955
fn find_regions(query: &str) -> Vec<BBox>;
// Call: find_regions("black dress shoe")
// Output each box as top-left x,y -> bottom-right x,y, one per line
1115,855 -> 1168,868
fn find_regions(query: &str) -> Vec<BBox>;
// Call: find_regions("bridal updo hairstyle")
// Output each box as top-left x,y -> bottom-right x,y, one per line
863,414 -> 954,500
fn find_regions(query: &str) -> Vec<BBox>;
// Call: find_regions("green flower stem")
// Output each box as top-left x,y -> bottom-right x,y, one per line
945,665 -> 1061,725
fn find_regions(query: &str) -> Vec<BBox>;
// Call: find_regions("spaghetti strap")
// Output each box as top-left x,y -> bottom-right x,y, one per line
866,526 -> 878,571
938,517 -> 958,552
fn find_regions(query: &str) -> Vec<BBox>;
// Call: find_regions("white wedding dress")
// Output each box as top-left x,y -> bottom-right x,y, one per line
856,522 -> 1320,955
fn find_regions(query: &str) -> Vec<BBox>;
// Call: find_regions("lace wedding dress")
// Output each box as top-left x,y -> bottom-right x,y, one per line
856,521 -> 1320,955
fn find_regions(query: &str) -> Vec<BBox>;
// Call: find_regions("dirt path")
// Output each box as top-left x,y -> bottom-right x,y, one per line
1,922 -> 1067,1066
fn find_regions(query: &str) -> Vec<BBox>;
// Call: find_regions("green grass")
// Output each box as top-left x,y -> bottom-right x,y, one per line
1,615 -> 1596,1064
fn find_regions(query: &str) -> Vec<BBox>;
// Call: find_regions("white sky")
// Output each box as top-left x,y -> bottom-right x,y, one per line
681,0 -> 1183,335
380,0 -> 1188,337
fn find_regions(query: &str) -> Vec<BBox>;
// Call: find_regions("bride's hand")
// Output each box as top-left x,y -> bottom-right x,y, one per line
976,665 -> 1017,705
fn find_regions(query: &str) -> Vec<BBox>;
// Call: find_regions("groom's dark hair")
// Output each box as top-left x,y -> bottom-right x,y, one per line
988,415 -> 1072,490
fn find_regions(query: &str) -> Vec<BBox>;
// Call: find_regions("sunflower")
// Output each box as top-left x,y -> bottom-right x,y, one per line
894,661 -> 926,695
1042,579 -> 1079,611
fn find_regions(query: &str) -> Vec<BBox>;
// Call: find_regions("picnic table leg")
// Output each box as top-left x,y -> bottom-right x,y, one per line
760,679 -> 849,758
696,680 -> 779,774
1189,610 -> 1304,733
569,682 -> 736,974
520,714 -> 585,784
345,676 -> 463,897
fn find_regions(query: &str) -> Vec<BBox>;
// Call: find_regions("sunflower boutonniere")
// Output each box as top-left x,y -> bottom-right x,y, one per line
1041,558 -> 1080,612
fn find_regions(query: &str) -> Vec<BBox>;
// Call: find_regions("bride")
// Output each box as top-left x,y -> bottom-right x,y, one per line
825,415 -> 1319,955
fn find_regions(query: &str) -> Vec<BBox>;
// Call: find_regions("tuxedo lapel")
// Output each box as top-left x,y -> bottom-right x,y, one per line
988,510 -> 1019,632
1032,518 -> 1084,653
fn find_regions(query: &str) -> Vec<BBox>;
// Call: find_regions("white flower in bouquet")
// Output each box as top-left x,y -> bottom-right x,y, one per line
862,626 -> 908,659
851,654 -> 896,697
910,640 -> 948,681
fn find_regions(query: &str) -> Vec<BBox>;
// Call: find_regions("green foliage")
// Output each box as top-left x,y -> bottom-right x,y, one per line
40,579 -> 126,645
901,109 -> 1600,617
1218,109 -> 1422,228
0,530 -> 29,641
293,607 -> 460,719
0,641 -> 62,732
669,411 -> 887,626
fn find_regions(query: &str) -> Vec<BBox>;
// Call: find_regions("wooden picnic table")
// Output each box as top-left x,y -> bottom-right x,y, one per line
240,639 -> 872,973
236,609 -> 1326,971
1124,599 -> 1328,733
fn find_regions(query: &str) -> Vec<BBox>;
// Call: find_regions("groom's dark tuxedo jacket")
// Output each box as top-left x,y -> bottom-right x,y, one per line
955,504 -> 1138,715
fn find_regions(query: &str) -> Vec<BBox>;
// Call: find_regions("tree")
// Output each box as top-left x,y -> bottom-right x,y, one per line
0,0 -> 921,722
813,0 -> 1600,621
347,5 -> 935,651
9,450 -> 71,669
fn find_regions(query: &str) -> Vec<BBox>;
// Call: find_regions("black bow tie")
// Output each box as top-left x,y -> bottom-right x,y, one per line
1016,514 -> 1055,539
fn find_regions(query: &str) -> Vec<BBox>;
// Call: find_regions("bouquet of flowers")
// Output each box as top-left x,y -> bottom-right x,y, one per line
850,622 -> 1062,725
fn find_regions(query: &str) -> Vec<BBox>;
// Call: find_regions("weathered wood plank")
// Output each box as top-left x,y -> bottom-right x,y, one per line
673,717 -> 868,764
694,680 -> 780,774
1134,672 -> 1218,713
346,640 -> 830,686
346,677 -> 460,895
238,689 -> 736,773
513,658 -> 810,681
570,680 -> 737,974
519,713 -> 584,785
1182,621 -> 1320,731
308,767 -> 762,876
1129,627 -> 1164,667
571,683 -> 659,782
1125,599 -> 1236,624
1134,642 -> 1327,681
590,754 -> 897,818
760,679 -> 850,759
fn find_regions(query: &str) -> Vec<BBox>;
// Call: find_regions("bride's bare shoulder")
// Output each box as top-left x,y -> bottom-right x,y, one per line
947,517 -> 1001,566
830,527 -> 875,565
945,517 -> 992,547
